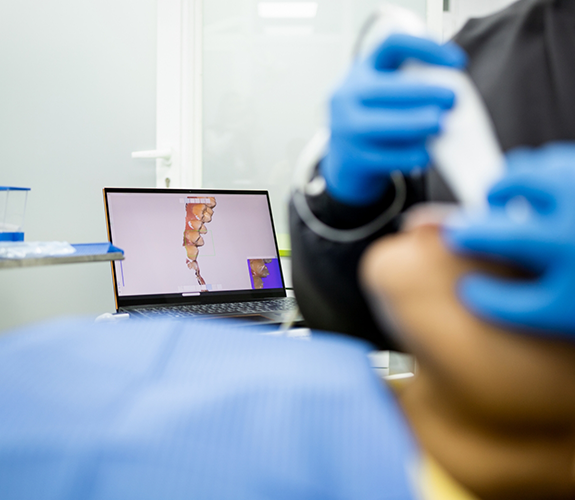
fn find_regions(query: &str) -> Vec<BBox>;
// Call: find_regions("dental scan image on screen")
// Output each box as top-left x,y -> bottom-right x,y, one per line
106,192 -> 282,297
183,196 -> 217,288
248,258 -> 282,290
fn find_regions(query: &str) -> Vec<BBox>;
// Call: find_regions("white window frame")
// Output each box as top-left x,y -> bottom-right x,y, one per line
155,0 -> 443,189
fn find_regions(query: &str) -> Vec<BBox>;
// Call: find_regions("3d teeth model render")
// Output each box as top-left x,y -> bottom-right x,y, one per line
183,197 -> 217,287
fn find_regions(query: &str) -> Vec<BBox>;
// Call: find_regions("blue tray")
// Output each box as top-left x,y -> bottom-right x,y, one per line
0,242 -> 124,269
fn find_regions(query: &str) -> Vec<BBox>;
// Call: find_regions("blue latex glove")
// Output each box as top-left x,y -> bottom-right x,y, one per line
320,34 -> 467,206
443,143 -> 575,336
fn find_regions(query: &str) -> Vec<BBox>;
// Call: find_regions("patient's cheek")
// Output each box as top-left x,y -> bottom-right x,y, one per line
360,226 -> 490,377
361,226 -> 459,301
362,227 -> 575,423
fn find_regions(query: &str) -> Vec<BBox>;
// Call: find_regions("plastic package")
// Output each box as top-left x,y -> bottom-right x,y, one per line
0,187 -> 30,241
0,241 -> 76,259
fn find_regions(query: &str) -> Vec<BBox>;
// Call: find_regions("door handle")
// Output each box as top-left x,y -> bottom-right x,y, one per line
131,148 -> 172,167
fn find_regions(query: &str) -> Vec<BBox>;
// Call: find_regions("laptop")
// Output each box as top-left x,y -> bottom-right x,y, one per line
103,187 -> 300,325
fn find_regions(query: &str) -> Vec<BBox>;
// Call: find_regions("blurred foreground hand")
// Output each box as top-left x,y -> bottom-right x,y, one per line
444,143 -> 575,337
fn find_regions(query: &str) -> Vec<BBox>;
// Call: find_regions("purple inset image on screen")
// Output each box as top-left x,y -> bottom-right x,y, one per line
248,258 -> 283,290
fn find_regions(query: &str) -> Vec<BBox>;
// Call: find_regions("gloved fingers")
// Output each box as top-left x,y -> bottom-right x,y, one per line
487,171 -> 560,213
370,34 -> 467,71
488,146 -> 575,212
356,77 -> 456,110
329,136 -> 429,171
458,273 -> 557,334
537,142 -> 575,165
361,105 -> 443,141
351,142 -> 430,172
488,184 -> 556,214
505,144 -> 575,176
504,147 -> 540,170
442,211 -> 551,270
444,143 -> 575,337
333,103 -> 444,142
507,142 -> 575,168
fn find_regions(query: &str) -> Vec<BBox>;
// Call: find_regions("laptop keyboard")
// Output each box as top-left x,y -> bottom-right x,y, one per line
126,298 -> 298,319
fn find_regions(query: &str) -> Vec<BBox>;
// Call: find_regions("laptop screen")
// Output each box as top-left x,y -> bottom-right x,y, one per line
104,188 -> 286,308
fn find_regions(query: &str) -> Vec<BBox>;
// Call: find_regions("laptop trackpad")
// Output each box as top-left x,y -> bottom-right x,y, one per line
200,314 -> 273,323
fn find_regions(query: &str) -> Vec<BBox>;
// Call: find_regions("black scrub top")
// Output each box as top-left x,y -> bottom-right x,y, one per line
288,0 -> 575,350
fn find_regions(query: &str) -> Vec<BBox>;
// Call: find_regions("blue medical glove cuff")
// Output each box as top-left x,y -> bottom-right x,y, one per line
320,156 -> 389,206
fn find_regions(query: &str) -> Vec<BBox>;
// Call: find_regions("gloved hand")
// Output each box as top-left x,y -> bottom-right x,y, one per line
443,143 -> 575,336
320,33 -> 467,206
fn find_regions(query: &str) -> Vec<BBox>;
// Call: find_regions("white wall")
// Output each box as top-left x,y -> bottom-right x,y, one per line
0,1 -> 157,332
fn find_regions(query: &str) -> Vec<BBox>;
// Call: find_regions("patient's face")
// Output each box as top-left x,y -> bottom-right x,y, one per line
360,207 -> 575,500
250,259 -> 272,290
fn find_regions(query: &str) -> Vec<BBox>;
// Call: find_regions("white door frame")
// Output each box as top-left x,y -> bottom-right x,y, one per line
155,0 -> 443,189
427,0 -> 444,39
155,0 -> 202,188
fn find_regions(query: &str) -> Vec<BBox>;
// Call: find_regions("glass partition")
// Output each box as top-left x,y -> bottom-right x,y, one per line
201,0 -> 427,235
